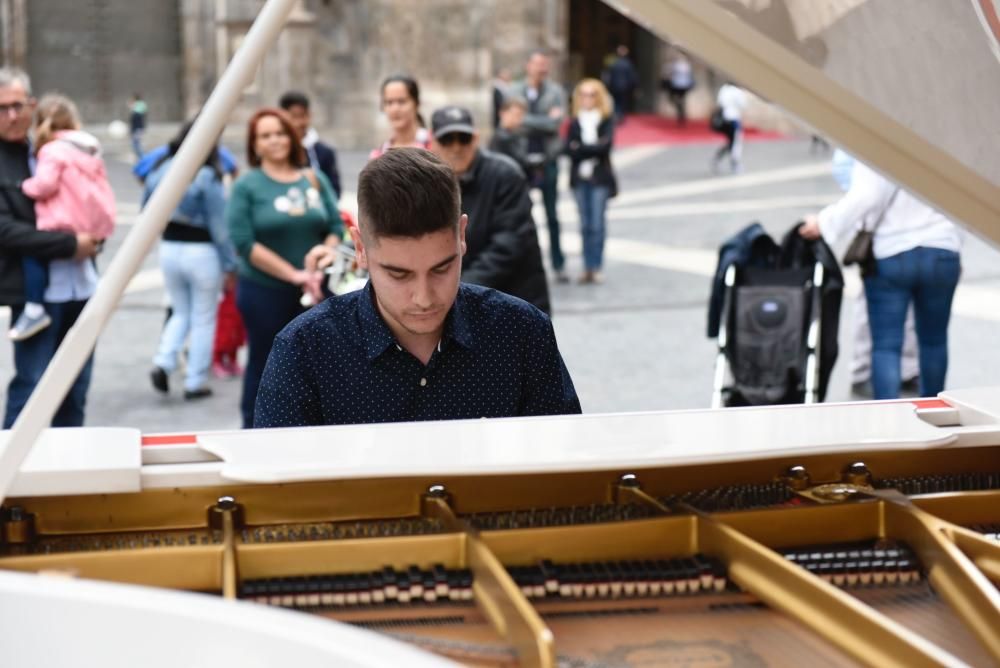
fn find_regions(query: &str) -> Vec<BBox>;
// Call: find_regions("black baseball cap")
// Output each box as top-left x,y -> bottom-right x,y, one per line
431,106 -> 476,138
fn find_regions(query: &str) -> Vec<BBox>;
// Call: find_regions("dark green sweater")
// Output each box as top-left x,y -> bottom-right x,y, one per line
226,168 -> 342,288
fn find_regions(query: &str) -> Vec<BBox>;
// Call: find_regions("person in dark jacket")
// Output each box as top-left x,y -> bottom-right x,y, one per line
279,91 -> 342,198
565,79 -> 617,284
429,105 -> 550,314
489,97 -> 537,176
604,45 -> 638,124
0,67 -> 99,428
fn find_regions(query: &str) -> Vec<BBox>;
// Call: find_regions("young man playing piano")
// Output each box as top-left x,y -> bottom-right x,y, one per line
253,148 -> 581,428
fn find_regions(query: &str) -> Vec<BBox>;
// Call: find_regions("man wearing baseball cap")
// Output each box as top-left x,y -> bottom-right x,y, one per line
429,105 -> 551,314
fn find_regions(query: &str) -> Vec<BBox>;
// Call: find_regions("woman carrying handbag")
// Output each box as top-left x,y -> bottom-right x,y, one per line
799,160 -> 962,400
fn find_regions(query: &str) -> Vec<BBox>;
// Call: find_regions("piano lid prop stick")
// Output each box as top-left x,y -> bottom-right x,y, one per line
0,0 -> 300,506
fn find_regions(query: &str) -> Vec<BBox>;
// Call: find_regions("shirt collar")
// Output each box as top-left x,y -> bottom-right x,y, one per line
358,282 -> 397,360
445,286 -> 475,350
358,282 -> 475,361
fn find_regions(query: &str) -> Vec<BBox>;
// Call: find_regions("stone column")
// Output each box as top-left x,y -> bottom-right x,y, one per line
0,0 -> 28,69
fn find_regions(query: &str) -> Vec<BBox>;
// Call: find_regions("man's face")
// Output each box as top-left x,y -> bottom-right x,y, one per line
0,81 -> 35,143
526,54 -> 550,82
352,217 -> 468,339
430,132 -> 478,175
284,104 -> 310,139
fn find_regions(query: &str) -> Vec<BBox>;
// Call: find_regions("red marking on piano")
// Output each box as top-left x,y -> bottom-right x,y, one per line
910,399 -> 950,410
142,434 -> 198,447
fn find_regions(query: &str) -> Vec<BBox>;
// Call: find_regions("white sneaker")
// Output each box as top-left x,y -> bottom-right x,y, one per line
9,310 -> 52,342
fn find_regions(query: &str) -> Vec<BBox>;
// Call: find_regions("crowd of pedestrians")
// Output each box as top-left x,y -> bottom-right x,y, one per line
0,51 -> 966,430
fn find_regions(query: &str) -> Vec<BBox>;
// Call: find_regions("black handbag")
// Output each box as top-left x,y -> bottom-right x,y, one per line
842,188 -> 898,277
709,107 -> 726,133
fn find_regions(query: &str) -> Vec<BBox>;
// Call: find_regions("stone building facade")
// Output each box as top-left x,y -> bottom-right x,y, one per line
2,0 -> 762,149
180,0 -> 570,149
1,0 -> 571,149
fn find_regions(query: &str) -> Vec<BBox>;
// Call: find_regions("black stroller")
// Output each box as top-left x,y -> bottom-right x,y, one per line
707,222 -> 843,408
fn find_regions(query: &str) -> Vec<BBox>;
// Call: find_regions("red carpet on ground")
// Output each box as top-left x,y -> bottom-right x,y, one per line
612,114 -> 785,147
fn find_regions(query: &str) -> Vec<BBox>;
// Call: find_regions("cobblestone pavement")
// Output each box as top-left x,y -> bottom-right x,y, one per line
2,130 -> 998,434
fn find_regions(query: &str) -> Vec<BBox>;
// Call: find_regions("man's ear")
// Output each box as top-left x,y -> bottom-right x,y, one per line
349,224 -> 369,269
458,214 -> 468,256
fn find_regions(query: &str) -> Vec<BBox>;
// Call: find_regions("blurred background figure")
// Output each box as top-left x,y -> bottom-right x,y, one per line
566,79 -> 617,285
212,283 -> 245,380
800,160 -> 962,399
508,51 -> 568,282
492,67 -> 512,128
603,45 -> 638,125
128,93 -> 147,161
489,97 -> 538,176
227,108 -> 342,427
15,94 -> 115,343
369,75 -> 430,160
712,82 -> 747,173
430,105 -> 550,314
661,49 -> 694,127
830,149 -> 920,396
147,121 -> 236,401
279,90 -> 342,199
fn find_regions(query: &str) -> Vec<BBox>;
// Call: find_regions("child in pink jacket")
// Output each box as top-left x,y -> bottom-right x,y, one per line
10,94 -> 116,341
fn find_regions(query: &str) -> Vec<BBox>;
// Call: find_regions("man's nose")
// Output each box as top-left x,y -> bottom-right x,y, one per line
412,277 -> 434,309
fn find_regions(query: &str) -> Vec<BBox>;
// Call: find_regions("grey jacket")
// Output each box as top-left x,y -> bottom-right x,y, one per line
507,79 -> 567,163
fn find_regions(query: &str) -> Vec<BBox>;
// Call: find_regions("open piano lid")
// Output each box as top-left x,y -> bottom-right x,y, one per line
613,0 -> 1000,248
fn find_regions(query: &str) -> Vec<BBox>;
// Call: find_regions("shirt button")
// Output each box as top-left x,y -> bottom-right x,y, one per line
420,377 -> 427,387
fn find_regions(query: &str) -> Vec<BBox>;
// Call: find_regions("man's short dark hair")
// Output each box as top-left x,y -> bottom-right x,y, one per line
279,90 -> 310,110
357,148 -> 460,242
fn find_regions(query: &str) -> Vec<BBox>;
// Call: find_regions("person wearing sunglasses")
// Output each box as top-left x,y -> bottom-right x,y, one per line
429,106 -> 550,315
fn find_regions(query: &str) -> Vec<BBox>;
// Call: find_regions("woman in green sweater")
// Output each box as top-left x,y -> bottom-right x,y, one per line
227,108 -> 343,428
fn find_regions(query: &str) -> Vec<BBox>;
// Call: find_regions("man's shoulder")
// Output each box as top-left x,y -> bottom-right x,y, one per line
479,150 -> 524,181
0,140 -> 30,175
277,290 -> 363,343
314,139 -> 336,155
459,283 -> 549,329
232,168 -> 266,192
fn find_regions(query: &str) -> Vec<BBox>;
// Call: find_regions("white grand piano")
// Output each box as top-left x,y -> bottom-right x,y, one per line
2,2 -> 1000,667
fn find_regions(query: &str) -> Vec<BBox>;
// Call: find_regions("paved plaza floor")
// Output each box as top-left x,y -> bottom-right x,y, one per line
2,127 -> 998,435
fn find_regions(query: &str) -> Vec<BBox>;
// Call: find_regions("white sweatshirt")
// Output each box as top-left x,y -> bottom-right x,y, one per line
818,161 -> 962,259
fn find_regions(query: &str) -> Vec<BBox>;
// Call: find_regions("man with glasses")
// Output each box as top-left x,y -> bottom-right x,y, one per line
429,106 -> 550,314
0,67 -> 99,428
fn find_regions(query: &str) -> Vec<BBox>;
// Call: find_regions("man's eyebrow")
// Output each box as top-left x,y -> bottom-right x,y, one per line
379,254 -> 458,274
431,254 -> 459,270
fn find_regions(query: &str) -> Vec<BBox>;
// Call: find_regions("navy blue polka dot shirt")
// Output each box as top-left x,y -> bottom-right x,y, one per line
254,282 -> 582,428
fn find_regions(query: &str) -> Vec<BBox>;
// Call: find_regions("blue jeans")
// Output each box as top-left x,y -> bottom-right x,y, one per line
4,300 -> 94,428
130,130 -> 144,160
573,182 -> 610,271
864,246 -> 960,400
236,277 -> 307,429
22,256 -> 48,304
153,241 -> 223,392
536,161 -> 564,271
